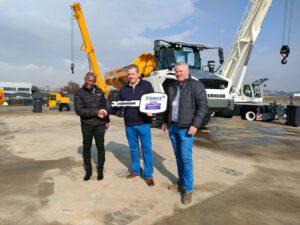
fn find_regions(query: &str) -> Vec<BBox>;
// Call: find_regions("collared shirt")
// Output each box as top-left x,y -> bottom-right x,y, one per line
171,86 -> 180,122
129,78 -> 140,91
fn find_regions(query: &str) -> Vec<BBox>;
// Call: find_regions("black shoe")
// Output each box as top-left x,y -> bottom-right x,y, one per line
83,173 -> 91,181
97,171 -> 104,180
97,173 -> 104,181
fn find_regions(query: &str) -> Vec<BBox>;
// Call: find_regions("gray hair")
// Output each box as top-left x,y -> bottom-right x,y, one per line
126,64 -> 139,74
175,62 -> 189,69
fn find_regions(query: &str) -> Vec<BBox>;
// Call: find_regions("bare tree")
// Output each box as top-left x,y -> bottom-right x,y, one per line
59,81 -> 80,94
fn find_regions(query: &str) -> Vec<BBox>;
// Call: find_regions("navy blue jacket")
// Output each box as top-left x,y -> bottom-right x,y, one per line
117,79 -> 154,126
74,85 -> 110,126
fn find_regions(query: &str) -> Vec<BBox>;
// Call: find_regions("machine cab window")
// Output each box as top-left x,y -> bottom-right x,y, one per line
243,84 -> 253,98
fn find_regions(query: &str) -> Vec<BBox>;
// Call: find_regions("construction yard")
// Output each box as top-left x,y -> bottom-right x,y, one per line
0,106 -> 300,225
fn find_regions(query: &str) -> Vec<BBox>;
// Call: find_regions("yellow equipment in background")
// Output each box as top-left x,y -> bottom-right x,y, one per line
71,2 -> 110,93
48,92 -> 71,111
0,88 -> 4,106
104,53 -> 155,90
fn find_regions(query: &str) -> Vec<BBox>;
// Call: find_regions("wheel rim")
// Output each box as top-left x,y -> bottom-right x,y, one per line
245,111 -> 256,121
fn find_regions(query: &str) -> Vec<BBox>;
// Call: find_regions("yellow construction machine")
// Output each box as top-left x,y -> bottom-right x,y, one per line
0,88 -> 4,106
47,92 -> 71,111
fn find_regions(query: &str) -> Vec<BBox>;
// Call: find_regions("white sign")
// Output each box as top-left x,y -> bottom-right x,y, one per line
111,93 -> 168,114
139,93 -> 167,114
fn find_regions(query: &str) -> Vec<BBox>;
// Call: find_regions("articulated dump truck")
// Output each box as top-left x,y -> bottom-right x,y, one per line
105,40 -> 234,127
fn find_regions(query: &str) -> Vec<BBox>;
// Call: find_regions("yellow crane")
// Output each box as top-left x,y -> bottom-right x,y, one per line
70,2 -> 110,93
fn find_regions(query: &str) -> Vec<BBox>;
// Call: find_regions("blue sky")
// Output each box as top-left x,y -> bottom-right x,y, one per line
0,0 -> 299,91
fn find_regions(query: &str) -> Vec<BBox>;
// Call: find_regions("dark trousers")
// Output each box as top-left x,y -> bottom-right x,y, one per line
81,124 -> 105,174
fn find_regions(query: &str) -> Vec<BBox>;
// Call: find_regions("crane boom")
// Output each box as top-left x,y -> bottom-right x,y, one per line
71,2 -> 110,93
220,0 -> 272,94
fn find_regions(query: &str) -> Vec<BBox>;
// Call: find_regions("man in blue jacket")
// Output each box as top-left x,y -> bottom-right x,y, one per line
74,72 -> 109,181
116,64 -> 155,187
162,62 -> 208,205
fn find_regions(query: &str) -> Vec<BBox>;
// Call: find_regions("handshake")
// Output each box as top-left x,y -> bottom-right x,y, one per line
98,109 -> 107,118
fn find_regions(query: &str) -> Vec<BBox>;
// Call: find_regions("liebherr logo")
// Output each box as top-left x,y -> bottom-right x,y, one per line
207,94 -> 225,98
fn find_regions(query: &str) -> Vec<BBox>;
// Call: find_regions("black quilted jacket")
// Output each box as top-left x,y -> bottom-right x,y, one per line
74,85 -> 109,126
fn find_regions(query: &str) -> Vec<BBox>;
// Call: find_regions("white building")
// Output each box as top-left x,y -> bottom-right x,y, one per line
294,93 -> 300,97
0,81 -> 32,95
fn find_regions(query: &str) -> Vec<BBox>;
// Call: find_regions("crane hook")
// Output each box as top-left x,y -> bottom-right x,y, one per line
71,63 -> 75,74
280,45 -> 290,65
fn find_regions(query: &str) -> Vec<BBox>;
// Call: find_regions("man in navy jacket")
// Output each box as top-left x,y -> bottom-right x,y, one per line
116,64 -> 155,187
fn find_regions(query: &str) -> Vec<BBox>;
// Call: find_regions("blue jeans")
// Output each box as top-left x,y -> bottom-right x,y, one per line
168,124 -> 194,192
125,124 -> 153,179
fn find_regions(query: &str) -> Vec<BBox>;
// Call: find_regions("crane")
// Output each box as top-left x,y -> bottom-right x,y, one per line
70,2 -> 110,93
220,0 -> 272,102
216,0 -> 286,121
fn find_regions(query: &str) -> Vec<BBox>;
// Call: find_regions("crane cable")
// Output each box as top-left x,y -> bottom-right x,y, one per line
280,0 -> 294,64
70,8 -> 75,74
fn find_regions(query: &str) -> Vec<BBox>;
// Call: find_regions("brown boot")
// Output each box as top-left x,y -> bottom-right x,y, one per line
182,192 -> 192,205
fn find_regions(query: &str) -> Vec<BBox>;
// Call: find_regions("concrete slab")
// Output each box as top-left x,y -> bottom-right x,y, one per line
0,106 -> 299,225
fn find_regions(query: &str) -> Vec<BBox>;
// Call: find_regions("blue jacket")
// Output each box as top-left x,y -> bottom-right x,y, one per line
117,79 -> 154,126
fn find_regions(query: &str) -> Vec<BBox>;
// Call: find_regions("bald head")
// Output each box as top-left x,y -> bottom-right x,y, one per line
84,72 -> 96,90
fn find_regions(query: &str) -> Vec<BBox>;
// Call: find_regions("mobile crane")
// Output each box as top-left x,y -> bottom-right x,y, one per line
70,2 -> 110,93
219,0 -> 285,121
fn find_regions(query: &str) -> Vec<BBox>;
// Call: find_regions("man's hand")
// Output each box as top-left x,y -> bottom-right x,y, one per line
98,109 -> 107,118
146,112 -> 153,117
105,122 -> 110,129
162,123 -> 168,132
188,125 -> 197,135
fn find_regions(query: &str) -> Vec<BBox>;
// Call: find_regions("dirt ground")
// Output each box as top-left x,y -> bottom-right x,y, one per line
0,106 -> 300,225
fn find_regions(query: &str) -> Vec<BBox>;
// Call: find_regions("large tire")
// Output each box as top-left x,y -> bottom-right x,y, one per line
59,104 -> 69,112
151,113 -> 164,128
115,108 -> 124,117
244,110 -> 256,121
200,113 -> 212,128
107,91 -> 119,115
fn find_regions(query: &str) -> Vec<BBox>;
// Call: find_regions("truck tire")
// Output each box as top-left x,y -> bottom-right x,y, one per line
115,108 -> 124,117
200,113 -> 212,128
245,110 -> 256,121
107,91 -> 119,115
59,104 -> 69,112
151,113 -> 164,128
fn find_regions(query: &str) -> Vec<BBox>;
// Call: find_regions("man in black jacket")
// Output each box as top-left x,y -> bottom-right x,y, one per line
162,62 -> 208,205
74,72 -> 109,181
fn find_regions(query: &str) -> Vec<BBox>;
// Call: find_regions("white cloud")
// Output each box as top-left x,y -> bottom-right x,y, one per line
0,0 -> 299,91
